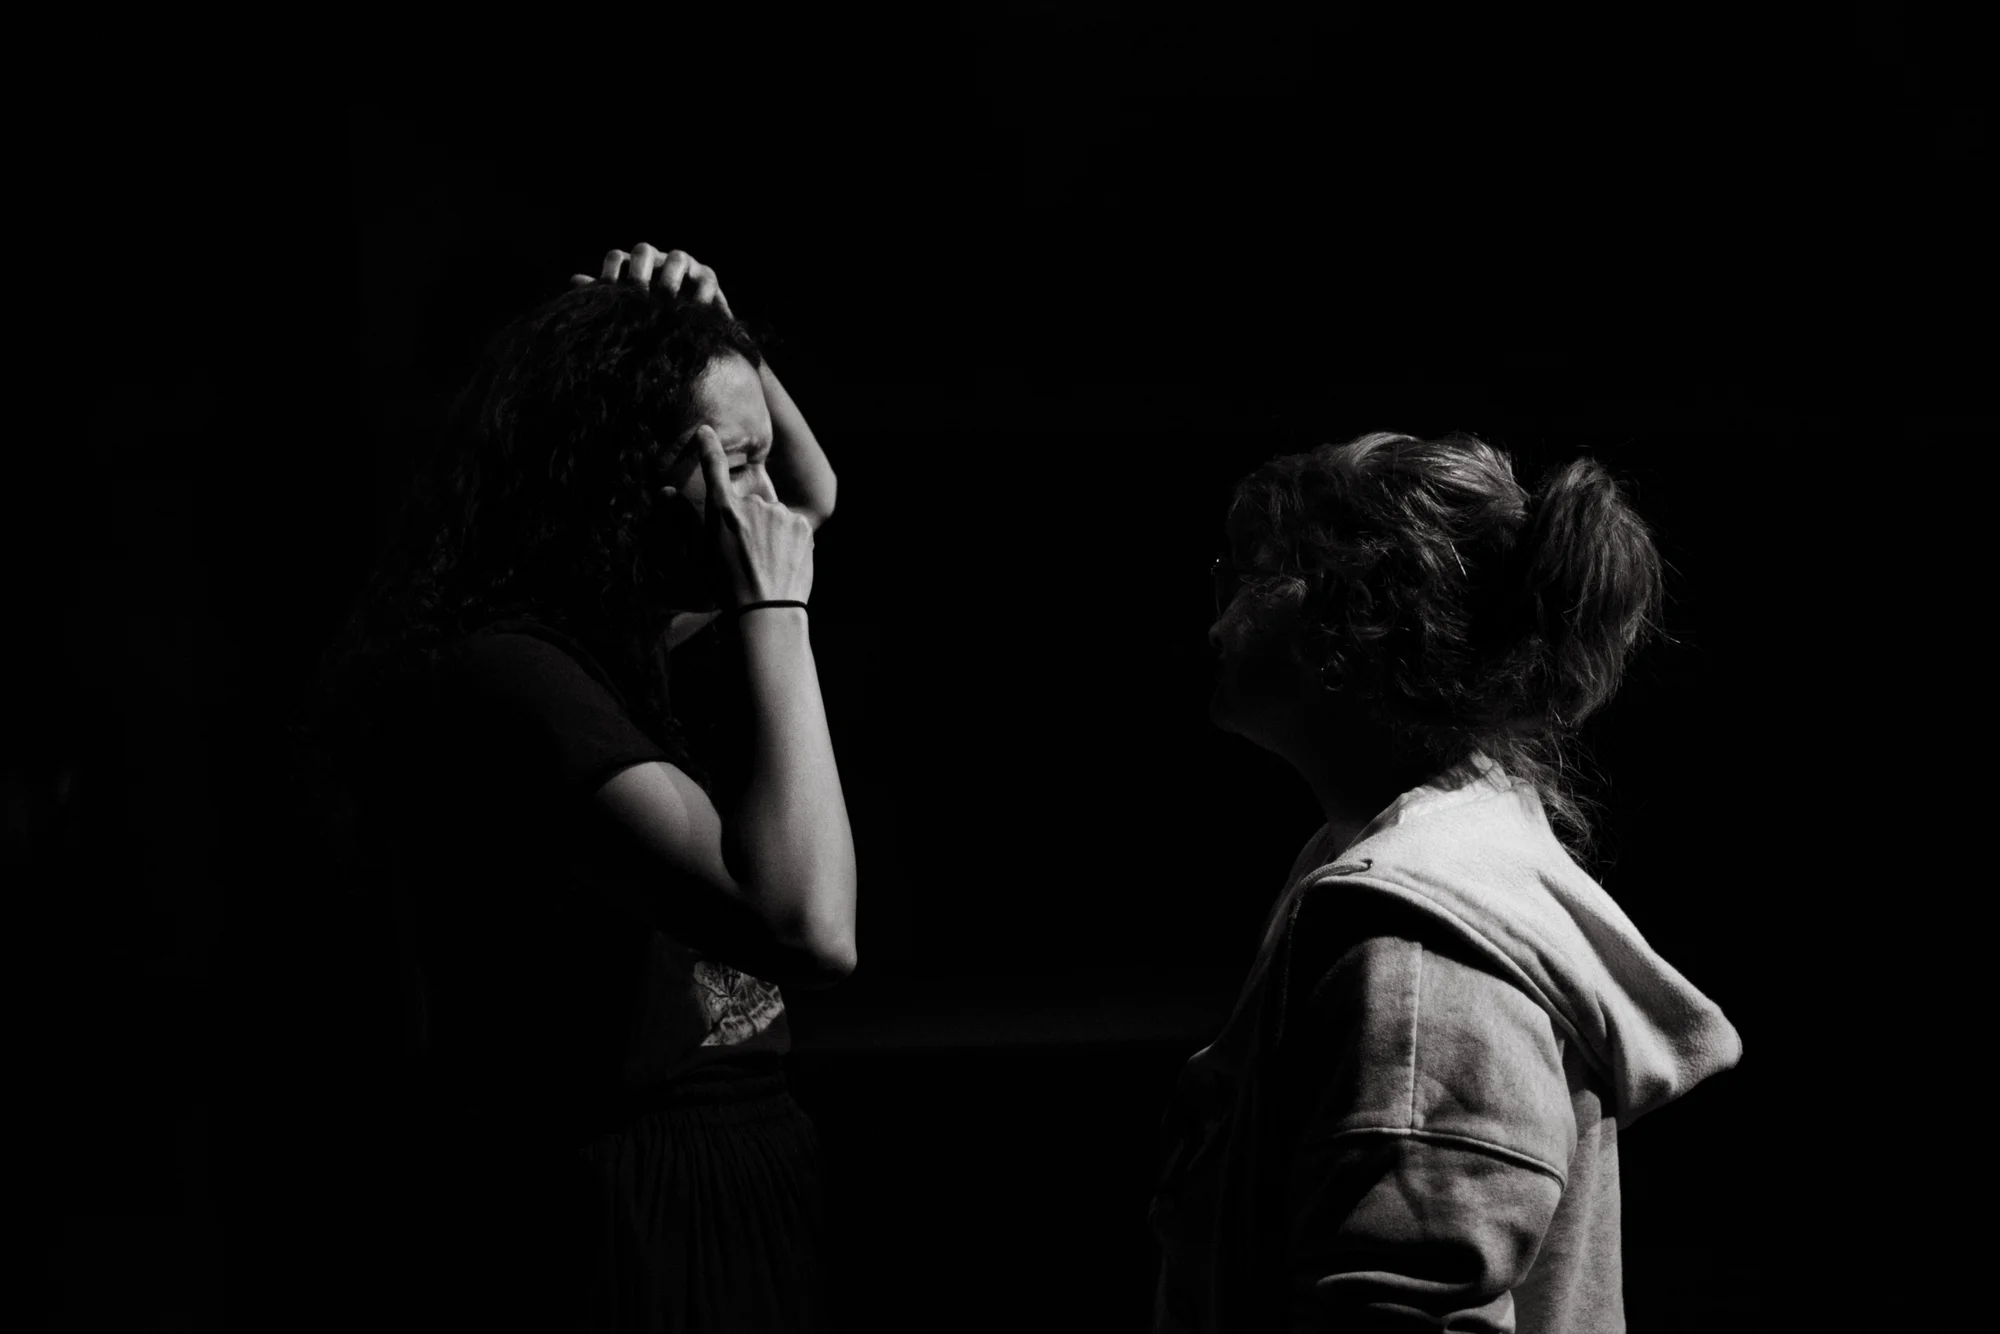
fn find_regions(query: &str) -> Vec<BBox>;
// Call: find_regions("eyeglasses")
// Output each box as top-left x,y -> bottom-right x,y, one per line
1210,554 -> 1244,618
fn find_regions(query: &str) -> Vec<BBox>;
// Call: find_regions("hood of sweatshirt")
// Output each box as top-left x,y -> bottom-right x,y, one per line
1301,763 -> 1742,1126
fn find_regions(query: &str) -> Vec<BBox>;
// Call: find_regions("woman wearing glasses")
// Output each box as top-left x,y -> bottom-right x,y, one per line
1155,432 -> 1741,1332
311,245 -> 853,1332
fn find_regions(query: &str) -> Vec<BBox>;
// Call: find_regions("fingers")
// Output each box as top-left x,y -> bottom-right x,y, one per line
629,242 -> 671,286
570,273 -> 593,287
649,249 -> 726,312
578,247 -> 730,313
693,425 -> 734,508
677,257 -> 731,314
683,265 -> 722,307
656,249 -> 692,296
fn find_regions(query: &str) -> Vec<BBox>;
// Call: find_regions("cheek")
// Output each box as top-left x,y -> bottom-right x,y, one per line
1233,643 -> 1304,701
1212,651 -> 1296,741
1211,600 -> 1263,659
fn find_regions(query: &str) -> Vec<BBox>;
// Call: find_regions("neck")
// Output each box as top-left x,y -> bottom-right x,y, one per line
1284,697 -> 1409,860
1295,756 -> 1395,861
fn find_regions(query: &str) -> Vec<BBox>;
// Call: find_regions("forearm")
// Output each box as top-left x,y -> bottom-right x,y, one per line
760,362 -> 837,529
725,607 -> 857,964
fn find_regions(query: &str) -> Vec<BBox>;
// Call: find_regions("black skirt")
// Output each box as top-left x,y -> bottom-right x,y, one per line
404,1066 -> 826,1333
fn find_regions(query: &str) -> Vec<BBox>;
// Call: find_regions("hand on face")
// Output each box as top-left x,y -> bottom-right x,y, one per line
660,353 -> 778,519
654,356 -> 784,625
684,424 -> 814,612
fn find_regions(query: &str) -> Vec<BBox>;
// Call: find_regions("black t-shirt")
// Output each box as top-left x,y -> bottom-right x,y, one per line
392,618 -> 788,1124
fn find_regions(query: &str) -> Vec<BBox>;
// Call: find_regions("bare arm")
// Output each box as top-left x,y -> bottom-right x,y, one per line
593,424 -> 856,985
592,687 -> 855,986
724,603 -> 854,956
758,362 -> 836,530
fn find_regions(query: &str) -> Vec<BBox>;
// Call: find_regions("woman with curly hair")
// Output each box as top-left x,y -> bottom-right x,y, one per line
1152,433 -> 1742,1332
313,245 -> 853,1331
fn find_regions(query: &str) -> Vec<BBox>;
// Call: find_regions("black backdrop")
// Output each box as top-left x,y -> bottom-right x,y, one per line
20,7 -> 1988,1331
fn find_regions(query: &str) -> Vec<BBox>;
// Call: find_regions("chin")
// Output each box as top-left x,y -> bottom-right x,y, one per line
1208,683 -> 1239,734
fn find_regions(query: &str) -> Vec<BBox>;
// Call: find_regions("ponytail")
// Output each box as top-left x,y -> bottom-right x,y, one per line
1515,458 -> 1663,728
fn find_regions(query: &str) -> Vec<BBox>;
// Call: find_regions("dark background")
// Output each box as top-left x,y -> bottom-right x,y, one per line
19,5 -> 1988,1331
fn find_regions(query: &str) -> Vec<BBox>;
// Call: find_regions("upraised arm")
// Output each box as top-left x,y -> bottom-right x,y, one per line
756,360 -> 835,531
575,244 -> 836,529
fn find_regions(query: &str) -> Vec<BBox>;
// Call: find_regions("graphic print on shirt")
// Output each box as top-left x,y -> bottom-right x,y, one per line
691,959 -> 786,1046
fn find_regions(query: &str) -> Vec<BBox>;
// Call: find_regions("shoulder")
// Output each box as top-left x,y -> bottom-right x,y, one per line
445,621 -> 669,793
1289,891 -> 1575,1181
448,620 -> 641,722
457,619 -> 614,690
1281,823 -> 1345,890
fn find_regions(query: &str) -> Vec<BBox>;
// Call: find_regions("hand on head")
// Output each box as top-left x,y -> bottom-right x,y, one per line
571,243 -> 733,317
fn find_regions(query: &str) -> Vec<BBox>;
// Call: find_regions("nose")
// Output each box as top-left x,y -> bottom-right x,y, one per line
743,470 -> 780,504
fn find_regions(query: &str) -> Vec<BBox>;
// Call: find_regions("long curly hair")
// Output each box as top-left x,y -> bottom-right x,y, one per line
306,280 -> 763,817
1220,431 -> 1664,849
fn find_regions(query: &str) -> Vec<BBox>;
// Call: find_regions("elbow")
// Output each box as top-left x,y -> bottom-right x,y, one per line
781,940 -> 856,991
771,912 -> 856,990
802,914 -> 857,983
804,480 -> 836,532
806,934 -> 858,988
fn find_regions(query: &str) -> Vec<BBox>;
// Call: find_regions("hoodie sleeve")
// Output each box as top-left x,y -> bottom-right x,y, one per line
1279,898 -> 1578,1332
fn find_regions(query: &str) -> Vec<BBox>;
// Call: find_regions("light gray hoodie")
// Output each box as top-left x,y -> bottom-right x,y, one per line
1151,763 -> 1742,1332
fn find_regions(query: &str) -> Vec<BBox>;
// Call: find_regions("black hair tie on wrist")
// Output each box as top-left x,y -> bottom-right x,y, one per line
731,600 -> 809,619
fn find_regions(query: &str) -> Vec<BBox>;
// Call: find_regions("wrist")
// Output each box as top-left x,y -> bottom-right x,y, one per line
730,599 -> 809,619
730,601 -> 810,641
